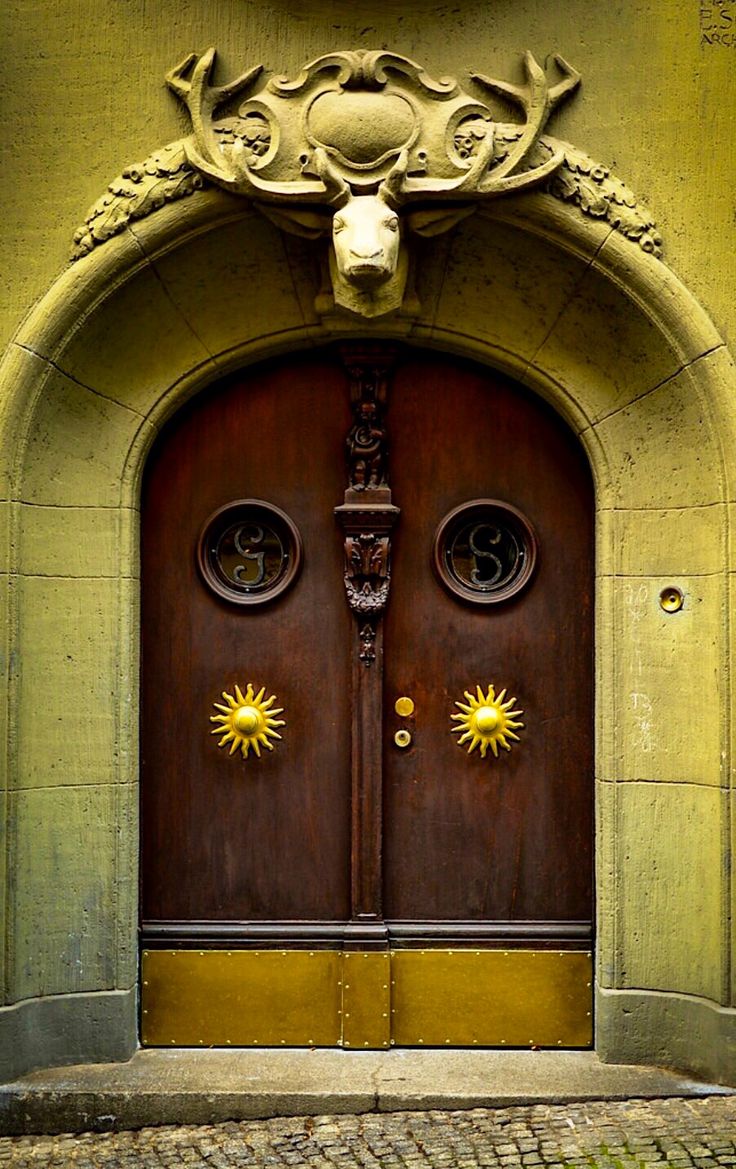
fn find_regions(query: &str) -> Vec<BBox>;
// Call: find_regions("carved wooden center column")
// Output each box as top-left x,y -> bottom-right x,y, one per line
335,346 -> 400,948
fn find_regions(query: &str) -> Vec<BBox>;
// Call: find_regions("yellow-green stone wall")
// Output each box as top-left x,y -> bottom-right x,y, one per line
1,0 -> 735,1082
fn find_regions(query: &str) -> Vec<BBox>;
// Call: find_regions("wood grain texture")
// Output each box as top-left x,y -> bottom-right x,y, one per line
141,355 -> 353,922
141,349 -> 593,939
382,353 -> 594,924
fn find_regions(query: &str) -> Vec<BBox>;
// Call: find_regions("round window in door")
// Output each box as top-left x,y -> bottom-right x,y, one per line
197,499 -> 303,605
433,498 -> 537,605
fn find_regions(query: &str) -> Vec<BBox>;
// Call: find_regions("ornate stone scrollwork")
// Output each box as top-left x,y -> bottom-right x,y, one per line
71,48 -> 662,316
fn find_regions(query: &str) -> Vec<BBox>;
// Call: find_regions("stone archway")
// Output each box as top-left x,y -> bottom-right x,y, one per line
0,185 -> 734,1083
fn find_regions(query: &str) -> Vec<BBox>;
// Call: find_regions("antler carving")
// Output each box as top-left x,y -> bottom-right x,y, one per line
72,48 -> 661,310
233,146 -> 350,205
165,50 -> 264,187
473,51 -> 581,116
387,52 -> 580,203
167,49 -> 353,206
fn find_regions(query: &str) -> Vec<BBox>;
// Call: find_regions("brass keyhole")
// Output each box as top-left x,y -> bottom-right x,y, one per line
394,729 -> 412,749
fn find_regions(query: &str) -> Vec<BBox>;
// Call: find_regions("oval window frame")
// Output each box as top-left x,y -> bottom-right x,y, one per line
197,499 -> 303,606
432,499 -> 538,606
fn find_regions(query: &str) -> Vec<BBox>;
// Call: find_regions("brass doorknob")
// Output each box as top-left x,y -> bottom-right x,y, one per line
451,684 -> 523,758
210,683 -> 285,759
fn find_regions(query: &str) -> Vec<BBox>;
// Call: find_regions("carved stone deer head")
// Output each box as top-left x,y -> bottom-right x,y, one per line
166,48 -> 581,318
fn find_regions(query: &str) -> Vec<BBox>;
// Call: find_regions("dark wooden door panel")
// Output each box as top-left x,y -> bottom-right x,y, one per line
141,357 -> 353,922
141,348 -> 593,937
383,355 -> 593,923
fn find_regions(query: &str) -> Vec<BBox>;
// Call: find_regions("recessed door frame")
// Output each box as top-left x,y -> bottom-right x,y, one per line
1,192 -> 734,1084
138,345 -> 595,1049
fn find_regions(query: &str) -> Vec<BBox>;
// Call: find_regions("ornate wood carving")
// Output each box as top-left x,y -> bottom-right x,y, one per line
335,345 -> 400,652
335,345 -> 400,945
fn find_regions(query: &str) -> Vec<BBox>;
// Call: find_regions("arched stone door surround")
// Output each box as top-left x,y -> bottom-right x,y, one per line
0,187 -> 734,1082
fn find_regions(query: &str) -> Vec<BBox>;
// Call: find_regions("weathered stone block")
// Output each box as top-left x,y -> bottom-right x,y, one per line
535,263 -> 682,428
592,372 -> 721,510
19,505 -> 137,580
150,214 -> 306,361
433,219 -> 591,372
614,782 -> 723,1000
6,784 -> 136,1001
53,260 -> 213,417
600,505 -> 726,578
21,366 -> 153,508
13,577 -> 123,788
607,574 -> 724,785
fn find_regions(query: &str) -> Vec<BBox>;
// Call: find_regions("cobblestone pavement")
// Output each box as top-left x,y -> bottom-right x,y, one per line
1,1098 -> 736,1168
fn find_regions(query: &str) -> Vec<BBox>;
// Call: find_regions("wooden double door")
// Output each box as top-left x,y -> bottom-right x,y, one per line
140,348 -> 594,1048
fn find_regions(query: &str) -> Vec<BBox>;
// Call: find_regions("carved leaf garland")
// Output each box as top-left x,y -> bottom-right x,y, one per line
71,143 -> 203,259
70,50 -> 663,264
70,132 -> 662,262
549,146 -> 662,255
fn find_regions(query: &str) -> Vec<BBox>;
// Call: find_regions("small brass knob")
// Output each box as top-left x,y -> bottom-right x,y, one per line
233,706 -> 261,735
473,706 -> 501,734
395,696 -> 415,717
394,729 -> 412,749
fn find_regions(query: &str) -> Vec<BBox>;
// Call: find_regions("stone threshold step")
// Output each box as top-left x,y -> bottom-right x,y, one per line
1,1050 -> 733,1136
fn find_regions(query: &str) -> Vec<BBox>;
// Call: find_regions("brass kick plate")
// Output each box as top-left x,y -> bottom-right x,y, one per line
391,950 -> 593,1048
141,948 -> 592,1048
342,951 -> 391,1049
141,950 -> 342,1047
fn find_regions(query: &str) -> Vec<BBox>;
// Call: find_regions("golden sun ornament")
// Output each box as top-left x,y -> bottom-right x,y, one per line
451,684 -> 524,759
210,684 -> 285,759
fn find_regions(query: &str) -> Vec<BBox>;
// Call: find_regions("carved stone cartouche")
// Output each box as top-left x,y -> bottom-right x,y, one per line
71,49 -> 663,319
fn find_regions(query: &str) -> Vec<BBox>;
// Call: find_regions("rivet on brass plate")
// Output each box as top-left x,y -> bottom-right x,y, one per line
395,696 -> 415,717
394,729 -> 412,749
659,586 -> 684,613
